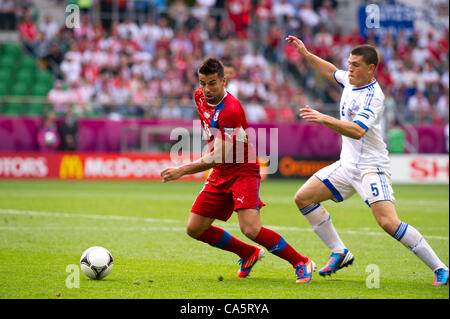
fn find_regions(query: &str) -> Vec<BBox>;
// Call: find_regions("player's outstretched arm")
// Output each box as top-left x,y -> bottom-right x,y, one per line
160,136 -> 231,182
299,105 -> 366,140
285,35 -> 337,83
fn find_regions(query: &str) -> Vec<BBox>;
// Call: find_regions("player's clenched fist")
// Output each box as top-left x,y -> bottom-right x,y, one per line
161,167 -> 184,182
285,35 -> 309,56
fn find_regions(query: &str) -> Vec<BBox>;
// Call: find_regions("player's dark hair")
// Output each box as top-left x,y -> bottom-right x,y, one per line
351,45 -> 379,68
198,58 -> 225,79
222,58 -> 235,69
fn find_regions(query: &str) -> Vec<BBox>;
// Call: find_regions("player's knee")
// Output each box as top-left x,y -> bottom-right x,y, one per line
240,224 -> 260,240
186,225 -> 203,239
294,190 -> 310,209
376,216 -> 400,235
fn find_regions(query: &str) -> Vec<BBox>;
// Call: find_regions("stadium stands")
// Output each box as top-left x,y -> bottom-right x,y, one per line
0,0 -> 448,128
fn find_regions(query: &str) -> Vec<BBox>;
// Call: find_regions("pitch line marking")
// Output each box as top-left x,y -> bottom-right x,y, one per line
0,209 -> 448,241
1,192 -> 448,207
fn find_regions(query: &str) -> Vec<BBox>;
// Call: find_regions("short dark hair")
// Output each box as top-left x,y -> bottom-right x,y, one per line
221,58 -> 234,69
198,58 -> 224,79
351,45 -> 379,68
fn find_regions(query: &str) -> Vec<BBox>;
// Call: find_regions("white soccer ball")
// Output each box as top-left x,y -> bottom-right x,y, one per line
80,246 -> 114,280
44,131 -> 56,146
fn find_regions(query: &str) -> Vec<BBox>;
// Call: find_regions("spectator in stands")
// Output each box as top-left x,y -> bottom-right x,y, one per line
242,49 -> 268,69
226,0 -> 251,38
168,0 -> 190,30
203,35 -> 223,57
94,83 -> 114,115
422,60 -> 441,88
18,11 -> 38,53
318,0 -> 338,30
99,0 -> 113,29
140,17 -> 160,43
170,29 -> 194,54
344,27 -> 365,46
388,120 -> 406,154
47,80 -> 68,114
134,1 -> 153,25
60,54 -> 82,84
223,59 -> 239,98
246,95 -> 267,123
118,16 -> 140,40
378,33 -> 395,63
77,78 -> 95,112
441,68 -> 449,89
31,31 -> 50,58
37,111 -> 60,152
298,1 -> 320,30
23,0 -> 445,128
42,42 -> 64,77
278,95 -> 295,122
253,0 -> 272,43
50,27 -> 71,59
39,15 -> 59,41
313,24 -> 333,58
191,0 -> 210,22
407,90 -> 432,124
110,76 -> 131,115
160,99 -> 182,119
384,86 -> 398,127
272,0 -> 296,25
129,72 -> 148,117
178,94 -> 196,118
158,16 -> 175,40
66,81 -> 86,115
435,87 -> 449,124
197,0 -> 216,9
151,0 -> 169,15
412,37 -> 431,66
58,108 -> 78,151
263,21 -> 284,63
0,0 -> 16,30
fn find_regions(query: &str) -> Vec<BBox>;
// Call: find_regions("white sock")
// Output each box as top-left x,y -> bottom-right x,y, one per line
393,222 -> 447,272
300,203 -> 346,254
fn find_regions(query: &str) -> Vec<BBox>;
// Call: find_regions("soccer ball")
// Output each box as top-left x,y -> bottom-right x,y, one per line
80,246 -> 113,280
44,131 -> 56,146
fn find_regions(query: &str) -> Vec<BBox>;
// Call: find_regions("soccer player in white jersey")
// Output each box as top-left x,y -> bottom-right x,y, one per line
286,35 -> 449,286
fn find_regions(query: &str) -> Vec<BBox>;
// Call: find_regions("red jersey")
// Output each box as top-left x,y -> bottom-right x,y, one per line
194,88 -> 260,176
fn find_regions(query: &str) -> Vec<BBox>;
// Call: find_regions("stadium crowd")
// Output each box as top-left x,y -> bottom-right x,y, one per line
3,0 -> 449,126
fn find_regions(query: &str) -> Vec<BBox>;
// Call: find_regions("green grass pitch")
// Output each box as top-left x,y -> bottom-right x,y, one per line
0,179 -> 448,299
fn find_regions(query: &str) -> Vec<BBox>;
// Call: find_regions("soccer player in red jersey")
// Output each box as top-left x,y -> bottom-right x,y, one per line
161,58 -> 314,282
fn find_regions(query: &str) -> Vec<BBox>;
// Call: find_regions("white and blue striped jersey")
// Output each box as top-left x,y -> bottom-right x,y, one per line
333,69 -> 391,176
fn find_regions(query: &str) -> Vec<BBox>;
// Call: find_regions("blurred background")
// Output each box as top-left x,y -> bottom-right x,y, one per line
0,0 -> 448,183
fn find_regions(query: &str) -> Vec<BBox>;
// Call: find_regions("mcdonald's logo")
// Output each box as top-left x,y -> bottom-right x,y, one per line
60,155 -> 83,179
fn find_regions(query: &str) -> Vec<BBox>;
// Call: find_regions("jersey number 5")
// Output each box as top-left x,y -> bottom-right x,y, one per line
370,183 -> 379,197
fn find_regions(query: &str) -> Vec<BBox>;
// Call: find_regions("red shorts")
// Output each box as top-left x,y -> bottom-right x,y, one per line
191,169 -> 265,221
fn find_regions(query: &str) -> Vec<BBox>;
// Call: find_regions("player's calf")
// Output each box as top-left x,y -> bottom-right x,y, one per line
370,201 -> 401,235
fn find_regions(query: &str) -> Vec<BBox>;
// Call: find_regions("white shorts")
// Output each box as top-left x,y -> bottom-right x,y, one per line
314,161 -> 395,206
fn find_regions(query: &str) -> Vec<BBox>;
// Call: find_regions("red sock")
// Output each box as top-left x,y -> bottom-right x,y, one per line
197,225 -> 256,259
254,227 -> 308,266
